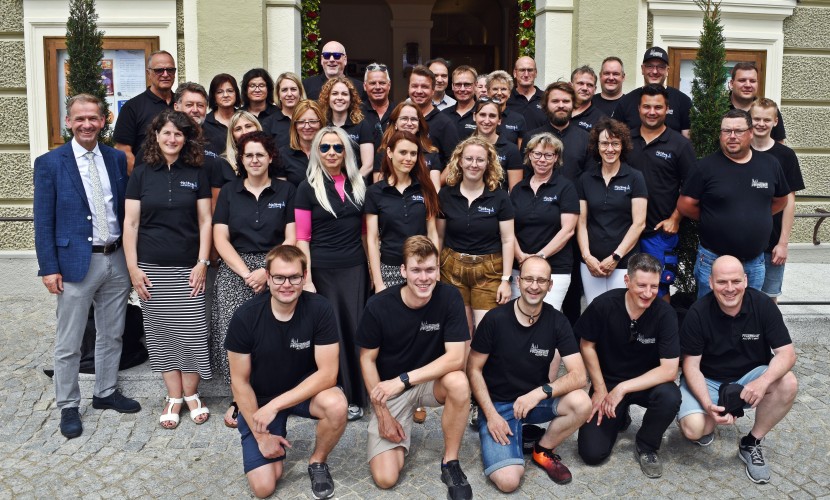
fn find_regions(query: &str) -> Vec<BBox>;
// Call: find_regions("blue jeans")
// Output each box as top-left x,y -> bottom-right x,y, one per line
477,398 -> 561,476
677,365 -> 769,420
761,251 -> 785,297
694,245 -> 764,298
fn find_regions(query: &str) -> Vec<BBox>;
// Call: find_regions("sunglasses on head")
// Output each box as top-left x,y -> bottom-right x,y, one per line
322,52 -> 344,61
319,143 -> 345,154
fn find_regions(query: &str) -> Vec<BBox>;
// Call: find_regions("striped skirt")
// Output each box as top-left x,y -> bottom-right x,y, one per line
139,263 -> 212,379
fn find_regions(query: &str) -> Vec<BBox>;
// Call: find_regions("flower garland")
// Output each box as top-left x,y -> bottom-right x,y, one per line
301,0 -> 321,79
517,0 -> 535,57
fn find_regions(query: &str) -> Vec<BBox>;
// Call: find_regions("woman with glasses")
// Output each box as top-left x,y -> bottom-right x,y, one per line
240,68 -> 278,121
261,72 -> 306,150
472,98 -> 523,191
486,71 -> 526,147
295,126 -> 367,420
318,77 -> 375,178
277,100 -> 324,187
204,73 -> 241,155
576,118 -> 647,304
374,102 -> 442,191
123,110 -> 213,429
211,131 -> 296,428
438,135 -> 515,334
509,132 -> 579,310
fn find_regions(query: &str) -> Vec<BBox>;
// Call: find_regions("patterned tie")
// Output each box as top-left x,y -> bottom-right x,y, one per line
84,151 -> 110,242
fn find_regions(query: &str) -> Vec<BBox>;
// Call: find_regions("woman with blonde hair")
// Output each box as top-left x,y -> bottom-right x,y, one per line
318,76 -> 375,177
277,100 -> 324,186
262,72 -> 306,149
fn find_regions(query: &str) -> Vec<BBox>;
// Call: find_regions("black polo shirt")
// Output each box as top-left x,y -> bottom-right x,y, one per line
261,110 -> 292,150
424,107 -> 461,166
337,117 -> 374,162
302,74 -> 367,101
125,160 -> 211,267
365,179 -> 430,266
361,100 -> 394,150
613,86 -> 692,133
443,103 -> 477,140
575,288 -> 680,388
576,162 -> 648,267
755,143 -> 804,252
680,287 -> 791,381
591,93 -> 625,117
295,176 -> 365,268
113,87 -> 173,160
572,102 -> 607,132
497,109 -> 526,145
521,122 -> 590,182
202,111 -> 229,155
205,150 -> 238,188
682,150 -> 789,261
356,282 -> 469,381
243,103 -> 279,122
629,127 -> 696,237
506,87 -> 547,130
438,183 -> 514,255
730,99 -> 786,142
225,292 -> 339,406
213,177 -> 296,253
494,137 -> 523,191
510,170 -> 580,273
277,146 -> 309,187
472,301 -> 578,402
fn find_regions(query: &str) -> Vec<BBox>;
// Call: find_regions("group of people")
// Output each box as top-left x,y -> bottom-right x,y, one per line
32,39 -> 803,499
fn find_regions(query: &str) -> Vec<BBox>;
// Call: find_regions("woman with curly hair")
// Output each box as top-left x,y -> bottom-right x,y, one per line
277,100 -> 324,187
438,135 -> 515,334
261,72 -> 306,150
576,118 -> 647,304
123,109 -> 213,429
373,101 -> 442,191
318,76 -> 374,177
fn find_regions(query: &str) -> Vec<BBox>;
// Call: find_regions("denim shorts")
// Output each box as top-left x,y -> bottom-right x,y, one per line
237,399 -> 314,473
677,365 -> 768,420
761,252 -> 785,297
477,397 -> 561,476
694,245 -> 764,298
639,232 -> 679,298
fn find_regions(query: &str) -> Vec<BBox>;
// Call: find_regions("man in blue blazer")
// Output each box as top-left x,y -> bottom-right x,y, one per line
34,94 -> 141,439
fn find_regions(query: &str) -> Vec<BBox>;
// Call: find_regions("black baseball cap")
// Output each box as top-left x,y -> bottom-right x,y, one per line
643,46 -> 669,64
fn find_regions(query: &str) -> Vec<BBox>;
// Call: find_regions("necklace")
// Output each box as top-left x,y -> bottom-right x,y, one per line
516,301 -> 541,325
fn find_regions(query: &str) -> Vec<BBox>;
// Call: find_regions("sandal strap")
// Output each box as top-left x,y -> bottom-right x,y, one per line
183,393 -> 201,402
184,393 -> 210,419
159,412 -> 180,424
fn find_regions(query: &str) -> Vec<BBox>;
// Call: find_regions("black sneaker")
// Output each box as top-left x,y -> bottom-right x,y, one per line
738,440 -> 770,484
60,407 -> 83,439
308,462 -> 335,499
441,460 -> 473,500
92,389 -> 141,413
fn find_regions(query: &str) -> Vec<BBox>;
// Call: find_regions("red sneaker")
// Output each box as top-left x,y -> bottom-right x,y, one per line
532,448 -> 572,484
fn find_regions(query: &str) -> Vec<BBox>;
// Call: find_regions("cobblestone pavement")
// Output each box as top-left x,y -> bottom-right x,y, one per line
2,256 -> 829,499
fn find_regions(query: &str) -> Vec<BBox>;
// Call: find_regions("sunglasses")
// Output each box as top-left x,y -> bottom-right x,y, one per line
366,63 -> 387,72
322,52 -> 345,61
629,319 -> 639,343
479,97 -> 503,105
149,67 -> 176,76
319,143 -> 345,154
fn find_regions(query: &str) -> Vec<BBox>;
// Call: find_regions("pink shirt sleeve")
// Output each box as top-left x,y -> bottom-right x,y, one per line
295,208 -> 312,241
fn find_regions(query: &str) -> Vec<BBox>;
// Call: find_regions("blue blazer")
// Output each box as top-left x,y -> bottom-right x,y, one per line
34,141 -> 128,282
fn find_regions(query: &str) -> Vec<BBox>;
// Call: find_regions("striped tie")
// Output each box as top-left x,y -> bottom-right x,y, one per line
84,151 -> 110,242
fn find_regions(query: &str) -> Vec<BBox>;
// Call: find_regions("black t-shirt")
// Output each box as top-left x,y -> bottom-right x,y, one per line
591,93 -> 625,117
112,88 -> 173,160
295,176 -> 365,268
680,288 -> 791,381
494,137 -> 523,190
202,111 -> 229,155
682,150 -> 790,260
213,177 -> 296,253
303,74 -> 367,101
572,102 -> 607,132
754,143 -> 804,252
575,288 -> 680,387
497,109 -> 526,146
730,100 -> 786,141
206,150 -> 238,188
506,87 -> 547,131
472,301 -> 578,402
361,100 -> 394,151
521,122 -> 590,182
629,127 -> 696,237
613,86 -> 692,133
355,282 -> 470,381
424,107 -> 461,166
443,104 -> 477,140
439,183 -> 514,255
125,160 -> 211,266
510,170 -> 580,273
261,110 -> 292,150
277,146 -> 309,187
576,162 -> 648,267
225,292 -> 339,406
364,178 -> 430,266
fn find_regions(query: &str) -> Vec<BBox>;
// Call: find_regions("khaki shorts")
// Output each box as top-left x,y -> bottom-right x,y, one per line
440,247 -> 503,310
367,380 -> 441,461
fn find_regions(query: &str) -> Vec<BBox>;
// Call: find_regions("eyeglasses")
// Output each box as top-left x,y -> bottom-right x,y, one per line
516,68 -> 536,73
720,128 -> 750,136
629,319 -> 639,343
530,151 -> 557,160
269,274 -> 303,285
149,67 -> 176,76
519,276 -> 551,286
644,64 -> 668,71
248,83 -> 268,90
453,82 -> 474,89
243,153 -> 268,161
295,119 -> 321,128
366,63 -> 387,72
322,52 -> 345,60
463,156 -> 487,165
599,141 -> 623,149
319,143 -> 345,154
397,116 -> 419,123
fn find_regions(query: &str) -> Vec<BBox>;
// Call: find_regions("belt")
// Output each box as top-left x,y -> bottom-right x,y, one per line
92,238 -> 122,255
445,248 -> 499,264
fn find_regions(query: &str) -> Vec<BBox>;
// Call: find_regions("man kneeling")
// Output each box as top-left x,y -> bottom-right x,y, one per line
467,256 -> 591,492
678,255 -> 797,484
357,236 -> 473,500
226,245 -> 347,499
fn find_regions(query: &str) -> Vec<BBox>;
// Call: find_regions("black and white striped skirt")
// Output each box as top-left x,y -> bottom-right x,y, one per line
139,262 -> 212,379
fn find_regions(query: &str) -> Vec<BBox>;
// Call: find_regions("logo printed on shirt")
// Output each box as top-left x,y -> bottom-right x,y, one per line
613,185 -> 631,192
535,104 -> 542,110
464,124 -> 477,131
542,195 -> 558,203
348,133 -> 359,142
498,154 -> 507,162
635,334 -> 656,345
578,121 -> 592,130
529,343 -> 549,357
420,321 -> 440,332
666,109 -> 675,115
655,150 -> 672,160
505,124 -> 519,131
742,332 -> 760,341
477,206 -> 495,214
268,202 -> 285,209
751,179 -> 769,189
180,180 -> 198,189
290,338 -> 311,350
411,194 -> 424,203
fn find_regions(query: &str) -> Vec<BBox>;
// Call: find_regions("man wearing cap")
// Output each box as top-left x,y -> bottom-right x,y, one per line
612,47 -> 692,138
677,255 -> 797,484
303,41 -> 366,101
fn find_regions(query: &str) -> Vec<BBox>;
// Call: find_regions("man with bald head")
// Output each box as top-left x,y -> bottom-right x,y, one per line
677,255 -> 797,485
506,56 -> 546,130
303,41 -> 366,101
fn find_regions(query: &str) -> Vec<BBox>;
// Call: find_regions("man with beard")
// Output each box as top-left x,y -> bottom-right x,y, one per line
570,65 -> 606,131
303,41 -> 366,101
408,65 -> 460,166
361,63 -> 394,150
444,65 -> 478,139
592,57 -> 626,117
729,62 -> 786,142
506,56 -> 547,130
429,58 -> 457,110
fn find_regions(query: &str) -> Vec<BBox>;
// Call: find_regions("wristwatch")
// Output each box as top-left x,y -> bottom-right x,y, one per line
399,372 -> 412,390
501,275 -> 511,282
611,253 -> 621,262
542,384 -> 553,399
198,259 -> 211,267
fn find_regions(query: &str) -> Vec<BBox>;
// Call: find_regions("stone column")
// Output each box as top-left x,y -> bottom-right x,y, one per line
535,0 -> 575,86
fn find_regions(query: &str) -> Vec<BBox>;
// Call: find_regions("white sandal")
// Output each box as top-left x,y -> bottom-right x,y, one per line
160,396 -> 183,429
184,393 -> 210,424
